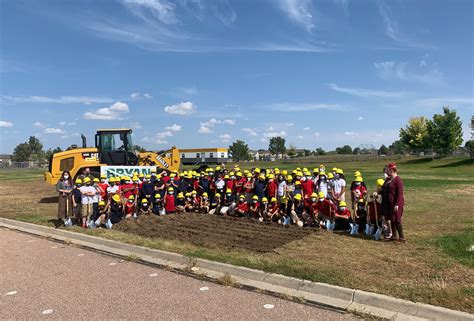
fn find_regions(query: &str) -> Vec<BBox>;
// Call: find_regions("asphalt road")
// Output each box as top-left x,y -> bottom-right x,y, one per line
0,228 -> 357,320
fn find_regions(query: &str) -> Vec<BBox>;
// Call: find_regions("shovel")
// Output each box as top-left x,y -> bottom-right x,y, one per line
373,199 -> 382,240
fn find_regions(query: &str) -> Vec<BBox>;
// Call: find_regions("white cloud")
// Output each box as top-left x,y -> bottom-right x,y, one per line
222,119 -> 236,125
84,102 -> 130,120
172,87 -> 198,96
156,131 -> 173,138
260,138 -> 267,143
0,120 -> 13,128
268,126 -> 275,131
1,95 -> 115,105
33,121 -> 46,128
357,116 -> 364,121
303,127 -> 310,131
297,135 -> 304,139
198,125 -> 213,134
130,92 -> 140,98
143,93 -> 152,99
276,0 -> 314,32
419,53 -> 429,67
374,61 -> 443,85
344,131 -> 358,136
60,132 -> 80,139
164,101 -> 197,115
44,127 -> 66,134
285,122 -> 294,126
123,0 -> 178,24
59,121 -> 76,126
219,134 -> 231,143
130,92 -> 153,99
142,136 -> 168,144
314,132 -> 320,136
242,128 -> 257,137
165,124 -> 181,132
415,97 -> 474,109
263,131 -> 287,138
328,83 -> 407,98
130,121 -> 142,129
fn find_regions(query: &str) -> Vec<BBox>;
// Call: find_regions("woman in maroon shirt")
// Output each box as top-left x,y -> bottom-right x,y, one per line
386,162 -> 405,242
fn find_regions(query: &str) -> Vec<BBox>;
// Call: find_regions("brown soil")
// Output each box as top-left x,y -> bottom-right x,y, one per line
115,214 -> 317,253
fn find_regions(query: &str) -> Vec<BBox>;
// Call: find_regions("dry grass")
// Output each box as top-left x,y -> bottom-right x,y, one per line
218,273 -> 237,287
1,159 -> 473,313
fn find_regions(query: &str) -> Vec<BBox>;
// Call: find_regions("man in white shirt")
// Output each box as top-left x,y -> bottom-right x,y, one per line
332,172 -> 346,202
79,177 -> 96,227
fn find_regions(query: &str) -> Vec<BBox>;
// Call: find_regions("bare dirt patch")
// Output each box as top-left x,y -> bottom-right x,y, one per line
115,213 -> 317,253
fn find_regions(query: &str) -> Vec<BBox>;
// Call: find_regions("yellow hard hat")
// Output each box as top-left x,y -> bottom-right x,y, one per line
336,168 -> 344,174
286,175 -> 293,180
296,167 -> 301,171
246,173 -> 252,178
254,168 -> 261,173
296,171 -> 303,177
151,168 -> 157,173
216,166 -> 221,171
239,194 -> 245,199
327,173 -> 334,179
100,174 -> 106,179
185,192 -> 191,197
215,193 -> 221,197
226,189 -> 232,193
268,174 -> 275,179
271,197 -> 277,202
281,170 -> 288,176
339,201 -> 347,207
83,177 -> 91,183
274,169 -> 280,174
112,194 -> 121,202
170,173 -> 176,178
155,194 -> 161,199
332,167 -> 338,172
178,192 -> 184,199
358,198 -> 365,204
318,191 -> 325,199
121,175 -> 128,181
202,192 -> 208,197
319,172 -> 326,176
93,177 -> 99,183
311,192 -> 318,198
75,178 -> 83,184
355,176 -> 363,182
141,198 -> 148,204
294,194 -> 302,201
259,174 -> 265,179
139,173 -> 144,178
128,195 -> 135,200
292,170 -> 298,175
236,172 -> 242,177
295,181 -> 301,185
376,179 -> 385,187
168,187 -> 174,192
313,168 -> 319,173
132,177 -> 139,182
262,197 -> 268,202
146,174 -> 151,179
224,175 -> 230,179
354,171 -> 362,177
252,195 -> 259,200
99,201 -> 106,206
191,190 -> 197,195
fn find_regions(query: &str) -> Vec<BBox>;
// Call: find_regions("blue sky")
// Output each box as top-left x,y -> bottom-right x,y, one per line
0,0 -> 473,153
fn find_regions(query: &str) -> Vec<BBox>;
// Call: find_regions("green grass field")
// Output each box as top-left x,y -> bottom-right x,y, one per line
0,157 -> 473,312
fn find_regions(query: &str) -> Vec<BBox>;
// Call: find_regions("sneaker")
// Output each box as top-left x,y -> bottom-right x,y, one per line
95,219 -> 101,227
89,220 -> 95,229
106,219 -> 113,229
67,218 -> 73,227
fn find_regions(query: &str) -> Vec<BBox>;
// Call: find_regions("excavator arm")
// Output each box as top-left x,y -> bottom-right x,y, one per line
138,146 -> 180,172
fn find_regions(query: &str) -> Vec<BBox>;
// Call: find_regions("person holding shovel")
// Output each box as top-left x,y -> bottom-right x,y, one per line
385,162 -> 405,242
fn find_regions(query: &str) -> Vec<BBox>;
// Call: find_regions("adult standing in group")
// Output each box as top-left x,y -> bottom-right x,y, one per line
382,163 -> 405,242
56,170 -> 73,226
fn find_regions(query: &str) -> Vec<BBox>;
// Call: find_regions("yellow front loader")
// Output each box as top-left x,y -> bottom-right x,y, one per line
44,128 -> 180,185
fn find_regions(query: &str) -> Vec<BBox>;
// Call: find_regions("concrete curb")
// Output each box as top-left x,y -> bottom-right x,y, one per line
1,218 -> 472,321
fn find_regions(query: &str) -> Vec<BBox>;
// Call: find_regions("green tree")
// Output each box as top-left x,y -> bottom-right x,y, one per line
229,140 -> 251,162
304,149 -> 311,157
12,143 -> 31,162
389,140 -> 408,154
378,144 -> 388,155
268,137 -> 286,156
287,144 -> 297,158
427,107 -> 463,154
133,145 -> 146,153
53,146 -> 63,153
336,145 -> 352,154
352,147 -> 361,155
399,116 -> 429,151
315,147 -> 326,155
28,136 -> 43,154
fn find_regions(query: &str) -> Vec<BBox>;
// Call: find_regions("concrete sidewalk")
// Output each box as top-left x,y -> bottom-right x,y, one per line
0,228 -> 355,320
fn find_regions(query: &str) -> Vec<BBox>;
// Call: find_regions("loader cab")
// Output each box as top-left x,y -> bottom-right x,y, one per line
95,129 -> 138,166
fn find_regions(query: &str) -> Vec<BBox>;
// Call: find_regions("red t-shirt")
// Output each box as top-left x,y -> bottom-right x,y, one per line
269,203 -> 279,214
266,181 -> 277,198
162,176 -> 170,184
120,183 -> 134,199
226,180 -> 235,192
249,202 -> 260,212
336,208 -> 351,219
124,202 -> 135,215
301,180 -> 314,196
98,183 -> 109,199
237,201 -> 248,213
234,178 -> 245,194
314,199 -> 335,217
165,194 -> 176,212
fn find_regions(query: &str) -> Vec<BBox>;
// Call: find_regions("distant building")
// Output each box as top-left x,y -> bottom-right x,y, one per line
0,154 -> 12,167
179,148 -> 229,165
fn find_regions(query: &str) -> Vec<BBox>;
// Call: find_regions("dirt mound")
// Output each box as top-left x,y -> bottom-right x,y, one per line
115,213 -> 317,253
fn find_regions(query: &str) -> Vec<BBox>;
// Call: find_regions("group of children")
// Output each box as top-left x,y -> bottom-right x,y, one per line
59,164 -> 387,239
